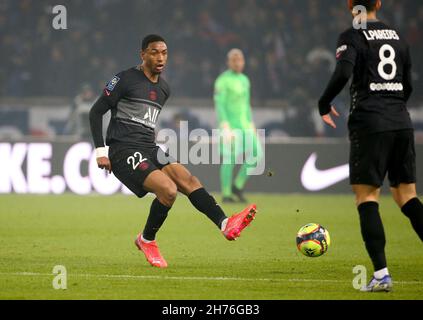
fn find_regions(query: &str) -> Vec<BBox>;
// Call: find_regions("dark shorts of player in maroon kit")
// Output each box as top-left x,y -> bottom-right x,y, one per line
349,129 -> 417,188
109,144 -> 177,198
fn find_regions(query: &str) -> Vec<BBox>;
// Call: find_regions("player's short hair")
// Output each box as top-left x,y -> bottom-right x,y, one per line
142,34 -> 166,51
352,0 -> 379,11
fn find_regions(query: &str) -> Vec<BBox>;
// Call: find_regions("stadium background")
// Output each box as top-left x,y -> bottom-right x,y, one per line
0,0 -> 423,193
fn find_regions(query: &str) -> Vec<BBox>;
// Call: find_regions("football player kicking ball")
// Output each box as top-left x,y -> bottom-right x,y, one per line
89,34 -> 257,268
319,0 -> 423,292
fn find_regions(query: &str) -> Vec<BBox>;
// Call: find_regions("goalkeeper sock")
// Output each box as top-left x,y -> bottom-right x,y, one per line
401,197 -> 423,241
221,164 -> 234,197
142,198 -> 171,241
188,188 -> 227,228
358,202 -> 387,272
234,132 -> 263,190
234,164 -> 249,191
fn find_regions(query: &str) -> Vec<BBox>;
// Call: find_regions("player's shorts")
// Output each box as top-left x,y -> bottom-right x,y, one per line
109,144 -> 177,198
349,129 -> 416,188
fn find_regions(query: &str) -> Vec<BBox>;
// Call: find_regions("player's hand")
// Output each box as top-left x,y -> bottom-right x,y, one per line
322,106 -> 340,129
97,157 -> 112,173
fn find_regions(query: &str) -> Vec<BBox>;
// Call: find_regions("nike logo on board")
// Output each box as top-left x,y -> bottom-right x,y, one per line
301,153 -> 349,191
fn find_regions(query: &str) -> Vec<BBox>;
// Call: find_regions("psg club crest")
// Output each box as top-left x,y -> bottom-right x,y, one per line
138,161 -> 149,171
149,90 -> 158,101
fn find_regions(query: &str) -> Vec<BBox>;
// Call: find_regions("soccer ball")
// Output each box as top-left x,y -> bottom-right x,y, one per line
296,223 -> 331,257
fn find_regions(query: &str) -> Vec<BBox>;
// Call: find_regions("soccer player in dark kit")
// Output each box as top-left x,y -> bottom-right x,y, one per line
89,35 -> 257,268
318,0 -> 423,292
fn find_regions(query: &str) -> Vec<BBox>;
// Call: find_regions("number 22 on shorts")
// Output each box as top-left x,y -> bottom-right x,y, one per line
127,152 -> 147,170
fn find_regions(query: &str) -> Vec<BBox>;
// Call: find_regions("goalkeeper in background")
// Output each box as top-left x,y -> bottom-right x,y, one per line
214,49 -> 263,203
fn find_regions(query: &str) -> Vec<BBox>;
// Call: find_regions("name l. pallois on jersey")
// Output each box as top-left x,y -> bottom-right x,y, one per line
131,106 -> 160,129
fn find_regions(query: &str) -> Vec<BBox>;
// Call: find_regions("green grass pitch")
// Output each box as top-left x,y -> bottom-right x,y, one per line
0,193 -> 422,300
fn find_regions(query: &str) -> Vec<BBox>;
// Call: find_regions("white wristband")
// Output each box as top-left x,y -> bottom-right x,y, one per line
95,147 -> 108,158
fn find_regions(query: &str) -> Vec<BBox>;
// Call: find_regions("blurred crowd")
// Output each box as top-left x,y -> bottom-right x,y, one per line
1,0 -> 422,118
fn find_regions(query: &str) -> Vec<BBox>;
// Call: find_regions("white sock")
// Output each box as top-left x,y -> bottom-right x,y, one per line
220,218 -> 228,231
141,235 -> 153,243
374,267 -> 389,279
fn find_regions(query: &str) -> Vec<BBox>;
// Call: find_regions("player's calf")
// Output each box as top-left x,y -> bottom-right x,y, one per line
357,202 -> 388,272
142,198 -> 172,241
401,197 -> 423,241
140,173 -> 176,244
177,174 -> 203,196
188,187 -> 227,228
392,184 -> 423,241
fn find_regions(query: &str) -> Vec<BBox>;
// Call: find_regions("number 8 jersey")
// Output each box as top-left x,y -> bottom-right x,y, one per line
336,20 -> 413,134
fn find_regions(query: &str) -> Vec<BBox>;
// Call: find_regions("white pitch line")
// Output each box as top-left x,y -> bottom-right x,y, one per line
0,272 -> 422,285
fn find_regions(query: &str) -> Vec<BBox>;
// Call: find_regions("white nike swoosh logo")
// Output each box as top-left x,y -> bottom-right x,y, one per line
301,153 -> 349,191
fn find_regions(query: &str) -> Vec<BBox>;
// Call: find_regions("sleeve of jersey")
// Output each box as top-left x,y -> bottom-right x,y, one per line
89,73 -> 126,148
213,77 -> 229,126
318,33 -> 357,116
335,31 -> 357,65
318,61 -> 354,116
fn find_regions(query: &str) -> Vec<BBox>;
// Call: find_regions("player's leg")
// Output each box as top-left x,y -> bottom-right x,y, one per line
161,162 -> 257,240
233,129 -> 263,202
142,170 -> 177,240
109,147 -> 175,268
154,146 -> 229,229
353,185 -> 388,273
161,163 -> 227,229
133,170 -> 177,268
350,131 -> 392,291
391,183 -> 417,207
391,184 -> 423,241
388,130 -> 423,241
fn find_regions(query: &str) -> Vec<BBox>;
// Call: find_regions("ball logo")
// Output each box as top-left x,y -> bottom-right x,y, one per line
296,223 -> 331,258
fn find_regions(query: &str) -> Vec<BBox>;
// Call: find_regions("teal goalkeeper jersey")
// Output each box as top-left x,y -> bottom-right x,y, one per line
213,70 -> 253,129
